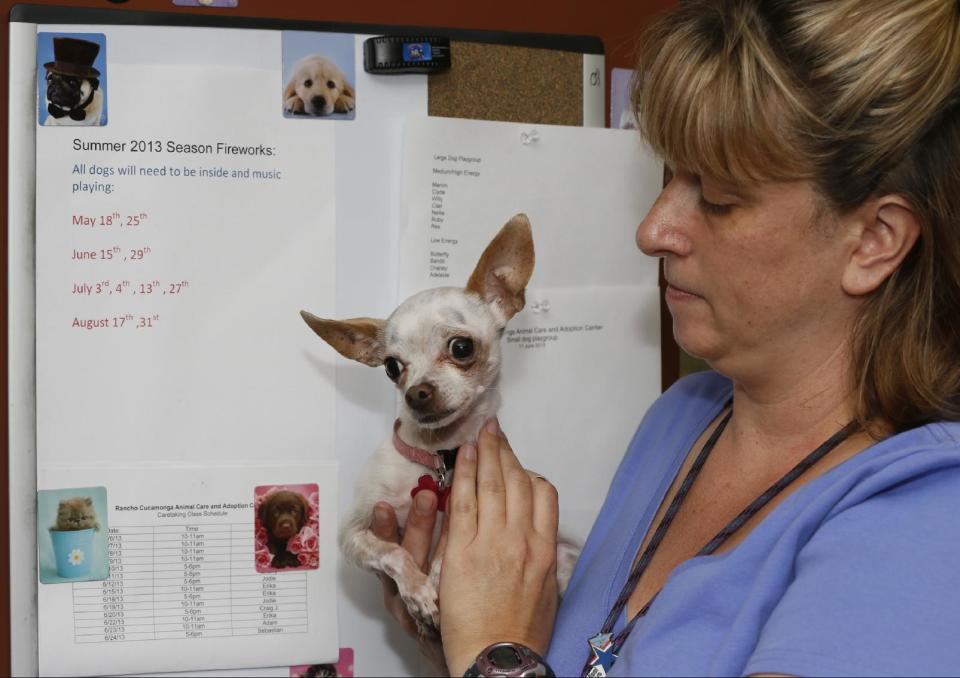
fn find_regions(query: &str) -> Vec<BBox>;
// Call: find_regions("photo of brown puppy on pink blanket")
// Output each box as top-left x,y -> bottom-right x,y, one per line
254,483 -> 319,572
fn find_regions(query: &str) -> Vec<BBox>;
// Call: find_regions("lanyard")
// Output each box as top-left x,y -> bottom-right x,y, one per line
582,409 -> 859,677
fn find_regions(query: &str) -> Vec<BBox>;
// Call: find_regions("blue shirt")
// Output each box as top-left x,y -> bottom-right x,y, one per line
547,371 -> 960,677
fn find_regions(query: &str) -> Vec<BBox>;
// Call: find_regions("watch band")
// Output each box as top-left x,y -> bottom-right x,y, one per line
463,642 -> 556,677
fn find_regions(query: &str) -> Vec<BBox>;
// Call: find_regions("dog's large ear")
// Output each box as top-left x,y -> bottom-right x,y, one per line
298,493 -> 310,528
300,311 -> 386,367
334,80 -> 356,113
466,213 -> 535,324
283,76 -> 298,103
258,497 -> 269,530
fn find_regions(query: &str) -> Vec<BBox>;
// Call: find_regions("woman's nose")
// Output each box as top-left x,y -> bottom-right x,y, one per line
636,177 -> 694,257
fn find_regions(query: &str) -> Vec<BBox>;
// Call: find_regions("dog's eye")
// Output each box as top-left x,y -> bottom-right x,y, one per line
327,80 -> 336,89
384,357 -> 404,381
449,337 -> 475,361
304,79 -> 313,88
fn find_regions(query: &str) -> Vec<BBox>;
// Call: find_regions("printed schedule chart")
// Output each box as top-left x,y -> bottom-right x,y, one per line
72,523 -> 308,643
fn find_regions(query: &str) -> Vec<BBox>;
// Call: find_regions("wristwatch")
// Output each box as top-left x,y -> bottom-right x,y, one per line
463,642 -> 556,677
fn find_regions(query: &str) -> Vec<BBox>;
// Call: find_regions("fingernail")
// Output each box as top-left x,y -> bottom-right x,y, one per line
484,417 -> 500,437
374,503 -> 390,523
415,490 -> 436,515
462,442 -> 476,461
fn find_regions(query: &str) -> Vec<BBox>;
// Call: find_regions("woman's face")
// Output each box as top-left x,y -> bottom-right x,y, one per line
636,171 -> 859,379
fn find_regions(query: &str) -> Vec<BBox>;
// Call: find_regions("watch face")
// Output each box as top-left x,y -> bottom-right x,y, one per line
489,646 -> 522,670
475,644 -> 545,676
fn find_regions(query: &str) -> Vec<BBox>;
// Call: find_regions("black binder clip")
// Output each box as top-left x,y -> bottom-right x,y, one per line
363,36 -> 451,74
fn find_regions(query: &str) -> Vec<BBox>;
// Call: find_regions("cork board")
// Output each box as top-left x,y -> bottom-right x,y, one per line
428,41 -> 583,125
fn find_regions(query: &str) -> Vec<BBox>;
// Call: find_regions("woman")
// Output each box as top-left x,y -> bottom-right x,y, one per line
374,0 -> 960,675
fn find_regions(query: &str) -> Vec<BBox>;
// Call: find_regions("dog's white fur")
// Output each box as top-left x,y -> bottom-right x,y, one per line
301,214 -> 580,629
284,55 -> 355,116
44,84 -> 102,126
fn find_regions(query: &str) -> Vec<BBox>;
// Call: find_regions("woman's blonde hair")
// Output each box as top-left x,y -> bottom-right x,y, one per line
633,0 -> 960,434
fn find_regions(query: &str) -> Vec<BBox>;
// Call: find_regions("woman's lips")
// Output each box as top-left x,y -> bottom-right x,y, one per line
665,283 -> 701,302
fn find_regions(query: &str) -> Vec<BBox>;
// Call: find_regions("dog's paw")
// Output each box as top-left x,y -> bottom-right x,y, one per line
333,95 -> 355,115
398,576 -> 439,630
428,554 -> 442,593
284,96 -> 304,114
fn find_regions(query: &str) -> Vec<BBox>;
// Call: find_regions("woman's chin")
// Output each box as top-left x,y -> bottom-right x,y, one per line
672,326 -> 718,364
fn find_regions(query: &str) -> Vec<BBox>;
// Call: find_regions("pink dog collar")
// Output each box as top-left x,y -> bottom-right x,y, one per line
392,419 -> 444,471
393,420 -> 460,512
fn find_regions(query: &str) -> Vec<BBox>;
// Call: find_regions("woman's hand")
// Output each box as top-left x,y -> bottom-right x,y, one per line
370,491 -> 449,675
440,418 -> 560,676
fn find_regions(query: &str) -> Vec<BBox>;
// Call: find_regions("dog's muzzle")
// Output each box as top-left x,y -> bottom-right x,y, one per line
46,77 -> 93,121
47,79 -> 82,108
310,95 -> 328,114
274,520 -> 298,539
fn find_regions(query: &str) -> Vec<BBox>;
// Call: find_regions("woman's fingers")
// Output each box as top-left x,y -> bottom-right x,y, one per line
447,441 -> 479,548
401,490 -> 438,572
379,573 -> 418,636
531,474 -> 559,544
499,429 -> 534,532
433,510 -> 449,562
371,493 -> 438,574
371,503 -> 418,634
371,501 -> 400,543
476,419 -> 507,528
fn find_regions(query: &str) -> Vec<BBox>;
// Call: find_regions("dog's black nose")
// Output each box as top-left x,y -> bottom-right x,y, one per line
405,383 -> 434,410
311,95 -> 327,110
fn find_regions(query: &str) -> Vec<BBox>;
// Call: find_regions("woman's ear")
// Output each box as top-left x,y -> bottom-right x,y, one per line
841,195 -> 920,296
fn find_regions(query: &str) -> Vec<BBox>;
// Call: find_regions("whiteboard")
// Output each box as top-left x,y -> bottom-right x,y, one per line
9,7 -> 608,677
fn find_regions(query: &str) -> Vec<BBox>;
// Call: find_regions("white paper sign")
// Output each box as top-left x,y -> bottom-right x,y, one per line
37,464 -> 338,677
398,117 -> 664,541
35,61 -> 336,467
33,27 -> 340,676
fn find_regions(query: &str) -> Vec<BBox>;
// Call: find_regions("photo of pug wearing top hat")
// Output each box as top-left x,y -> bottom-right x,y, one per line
41,36 -> 105,126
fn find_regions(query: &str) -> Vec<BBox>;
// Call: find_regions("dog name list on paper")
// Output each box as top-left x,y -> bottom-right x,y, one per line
427,154 -> 481,280
427,153 -> 481,279
429,179 -> 456,279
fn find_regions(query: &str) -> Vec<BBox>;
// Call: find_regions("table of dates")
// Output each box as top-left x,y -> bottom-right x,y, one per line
72,524 -> 308,643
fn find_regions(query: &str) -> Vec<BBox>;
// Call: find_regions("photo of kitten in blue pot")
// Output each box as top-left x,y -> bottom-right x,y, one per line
38,487 -> 109,584
50,497 -> 100,578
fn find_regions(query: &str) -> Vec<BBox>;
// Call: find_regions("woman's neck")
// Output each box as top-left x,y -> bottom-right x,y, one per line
720,338 -> 863,469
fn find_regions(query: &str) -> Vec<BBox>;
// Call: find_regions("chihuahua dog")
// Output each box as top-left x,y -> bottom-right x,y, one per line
301,214 -> 579,629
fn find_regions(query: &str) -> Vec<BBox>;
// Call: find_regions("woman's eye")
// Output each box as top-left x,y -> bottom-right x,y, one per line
384,357 -> 403,381
449,337 -> 475,361
304,79 -> 313,88
326,80 -> 336,89
699,195 -> 733,216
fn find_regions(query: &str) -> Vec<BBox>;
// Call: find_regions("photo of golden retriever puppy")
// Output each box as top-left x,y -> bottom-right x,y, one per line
284,55 -> 355,116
